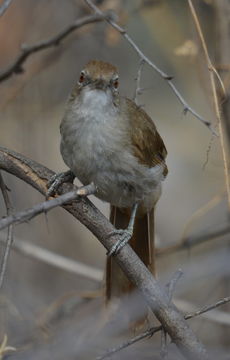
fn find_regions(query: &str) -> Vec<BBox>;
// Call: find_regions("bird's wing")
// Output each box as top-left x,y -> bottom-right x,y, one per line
124,98 -> 168,176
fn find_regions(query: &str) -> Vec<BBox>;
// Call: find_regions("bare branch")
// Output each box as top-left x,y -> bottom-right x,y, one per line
0,334 -> 16,359
187,0 -> 230,206
0,13 -> 106,83
176,298 -> 230,325
83,0 -> 215,134
0,172 -> 14,289
95,325 -> 162,360
96,295 -> 230,360
160,269 -> 183,358
0,146 -> 208,360
156,223 -> 230,256
133,59 -> 145,105
0,190 -> 79,230
0,235 -> 103,281
166,269 -> 183,301
0,0 -> 13,17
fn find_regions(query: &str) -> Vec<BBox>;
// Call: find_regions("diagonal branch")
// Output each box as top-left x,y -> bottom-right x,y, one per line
0,146 -> 208,360
0,172 -> 14,289
0,190 -> 83,231
187,0 -> 230,207
0,0 -> 13,17
156,222 -> 230,256
83,0 -> 215,134
0,13 -> 106,82
0,235 -> 103,281
96,295 -> 230,360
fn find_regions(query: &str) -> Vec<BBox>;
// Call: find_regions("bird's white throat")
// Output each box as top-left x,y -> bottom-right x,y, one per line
80,88 -> 112,109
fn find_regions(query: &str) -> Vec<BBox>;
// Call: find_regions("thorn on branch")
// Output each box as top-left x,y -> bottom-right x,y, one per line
183,107 -> 189,115
165,75 -> 174,80
105,10 -> 118,23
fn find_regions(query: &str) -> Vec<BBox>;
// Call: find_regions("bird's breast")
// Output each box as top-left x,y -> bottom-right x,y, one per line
60,95 -> 164,208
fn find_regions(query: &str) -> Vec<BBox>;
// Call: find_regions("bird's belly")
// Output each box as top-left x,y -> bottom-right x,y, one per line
61,118 -> 163,208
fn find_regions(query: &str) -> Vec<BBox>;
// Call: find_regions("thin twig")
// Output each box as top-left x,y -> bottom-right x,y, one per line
176,298 -> 230,325
185,296 -> 230,320
181,191 -> 225,243
84,0 -> 215,134
0,13 -> 106,82
0,172 -> 14,289
0,236 -> 103,281
187,0 -> 230,207
160,329 -> 168,359
156,223 -> 230,256
95,295 -> 230,360
0,334 -> 16,359
0,190 -> 79,231
0,0 -> 13,17
133,59 -> 145,105
166,269 -> 183,301
161,269 -> 183,359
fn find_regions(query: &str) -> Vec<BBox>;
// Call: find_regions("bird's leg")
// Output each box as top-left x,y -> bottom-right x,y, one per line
107,203 -> 138,256
46,170 -> 75,197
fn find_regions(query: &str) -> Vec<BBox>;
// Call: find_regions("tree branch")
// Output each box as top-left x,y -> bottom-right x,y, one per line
187,0 -> 230,207
0,0 -> 13,17
0,146 -> 208,360
0,235 -> 103,281
0,13 -> 106,82
83,0 -> 215,134
156,223 -> 230,256
96,295 -> 230,360
0,172 -> 14,289
0,189 -> 79,230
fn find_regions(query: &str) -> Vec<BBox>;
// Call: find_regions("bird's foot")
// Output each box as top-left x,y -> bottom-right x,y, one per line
107,203 -> 138,256
107,228 -> 133,256
46,170 -> 75,198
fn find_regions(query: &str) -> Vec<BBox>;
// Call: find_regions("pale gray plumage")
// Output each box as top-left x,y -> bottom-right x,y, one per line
60,60 -> 166,210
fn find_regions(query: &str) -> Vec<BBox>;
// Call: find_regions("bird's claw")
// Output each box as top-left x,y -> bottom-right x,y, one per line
107,229 -> 133,256
46,170 -> 75,198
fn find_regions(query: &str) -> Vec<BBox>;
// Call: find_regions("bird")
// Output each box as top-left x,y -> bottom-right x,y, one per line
53,59 -> 168,315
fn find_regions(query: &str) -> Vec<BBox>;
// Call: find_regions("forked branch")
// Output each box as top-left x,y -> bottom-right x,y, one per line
0,13 -> 106,82
84,0 -> 215,134
0,146 -> 208,360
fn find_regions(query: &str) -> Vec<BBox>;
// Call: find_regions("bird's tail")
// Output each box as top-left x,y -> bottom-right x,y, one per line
105,205 -> 155,325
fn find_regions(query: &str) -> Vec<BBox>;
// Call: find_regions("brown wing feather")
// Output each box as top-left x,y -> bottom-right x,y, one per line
124,98 -> 168,177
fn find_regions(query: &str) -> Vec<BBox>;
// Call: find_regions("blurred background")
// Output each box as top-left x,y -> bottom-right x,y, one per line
0,0 -> 229,359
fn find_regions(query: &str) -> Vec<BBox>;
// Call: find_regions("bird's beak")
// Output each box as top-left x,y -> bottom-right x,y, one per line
94,79 -> 108,91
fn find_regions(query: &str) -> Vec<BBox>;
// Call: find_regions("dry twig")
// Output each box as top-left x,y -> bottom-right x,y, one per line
0,13 -> 107,82
156,222 -> 230,256
84,0 -> 215,134
0,0 -> 13,17
0,334 -> 15,359
133,59 -> 145,105
95,295 -> 230,360
0,236 -> 103,281
0,172 -> 14,289
187,0 -> 230,207
0,190 -> 79,231
160,269 -> 183,359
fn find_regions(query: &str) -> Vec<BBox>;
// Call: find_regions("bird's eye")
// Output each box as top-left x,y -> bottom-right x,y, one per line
113,79 -> 119,89
79,72 -> 85,84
